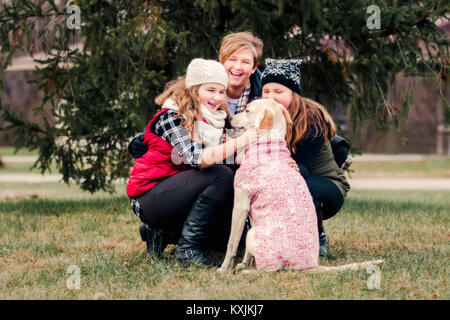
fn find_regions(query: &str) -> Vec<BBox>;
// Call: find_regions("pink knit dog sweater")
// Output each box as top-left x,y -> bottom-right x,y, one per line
234,140 -> 319,272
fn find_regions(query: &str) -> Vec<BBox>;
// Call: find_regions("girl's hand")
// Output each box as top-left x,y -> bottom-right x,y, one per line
236,127 -> 262,149
287,158 -> 299,172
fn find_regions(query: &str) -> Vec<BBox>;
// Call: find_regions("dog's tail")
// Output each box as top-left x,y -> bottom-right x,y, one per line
307,259 -> 384,273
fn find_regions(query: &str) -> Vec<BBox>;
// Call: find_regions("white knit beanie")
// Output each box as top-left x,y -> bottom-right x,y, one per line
185,58 -> 228,89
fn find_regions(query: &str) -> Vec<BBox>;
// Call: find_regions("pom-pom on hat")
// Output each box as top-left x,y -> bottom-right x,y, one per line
185,58 -> 228,89
261,59 -> 303,96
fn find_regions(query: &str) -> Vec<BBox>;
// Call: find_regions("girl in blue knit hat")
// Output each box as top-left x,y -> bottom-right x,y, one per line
261,59 -> 351,258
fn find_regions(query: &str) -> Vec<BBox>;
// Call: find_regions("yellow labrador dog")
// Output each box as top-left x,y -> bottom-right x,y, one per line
218,99 -> 383,273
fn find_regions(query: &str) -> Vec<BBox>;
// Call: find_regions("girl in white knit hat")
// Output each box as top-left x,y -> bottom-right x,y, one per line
127,58 -> 261,267
156,58 -> 231,148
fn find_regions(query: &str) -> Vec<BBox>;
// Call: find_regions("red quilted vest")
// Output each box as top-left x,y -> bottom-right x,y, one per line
126,109 -> 189,197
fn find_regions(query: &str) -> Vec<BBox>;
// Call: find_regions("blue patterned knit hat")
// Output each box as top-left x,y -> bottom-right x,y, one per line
261,59 -> 303,96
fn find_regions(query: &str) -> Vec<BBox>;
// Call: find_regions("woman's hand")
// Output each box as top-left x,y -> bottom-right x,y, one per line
342,157 -> 353,170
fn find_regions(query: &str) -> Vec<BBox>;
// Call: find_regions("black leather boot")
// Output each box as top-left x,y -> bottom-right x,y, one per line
174,194 -> 221,267
317,204 -> 329,258
139,224 -> 168,258
319,231 -> 329,258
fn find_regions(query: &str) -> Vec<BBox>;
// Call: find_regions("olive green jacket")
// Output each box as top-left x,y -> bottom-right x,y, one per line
310,142 -> 350,197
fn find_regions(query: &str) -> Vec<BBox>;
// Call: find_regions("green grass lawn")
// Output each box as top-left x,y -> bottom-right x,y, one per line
0,183 -> 448,299
348,157 -> 450,178
2,152 -> 450,177
0,182 -> 126,199
0,152 -> 448,299
0,146 -> 38,157
0,162 -> 59,174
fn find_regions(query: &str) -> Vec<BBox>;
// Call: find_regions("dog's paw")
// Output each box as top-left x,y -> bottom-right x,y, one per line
217,266 -> 229,273
235,263 -> 248,270
241,269 -> 257,275
236,257 -> 254,270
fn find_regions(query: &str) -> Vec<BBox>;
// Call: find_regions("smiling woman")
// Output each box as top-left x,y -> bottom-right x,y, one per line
222,48 -> 257,98
218,32 -> 264,116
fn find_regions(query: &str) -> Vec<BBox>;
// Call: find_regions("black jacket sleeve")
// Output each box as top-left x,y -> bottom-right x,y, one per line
128,132 -> 148,158
292,126 -> 323,179
330,135 -> 350,168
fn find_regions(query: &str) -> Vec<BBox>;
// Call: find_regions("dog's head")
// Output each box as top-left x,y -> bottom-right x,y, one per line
231,99 -> 293,140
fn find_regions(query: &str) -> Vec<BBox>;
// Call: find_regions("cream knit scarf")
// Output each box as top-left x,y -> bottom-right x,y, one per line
162,98 -> 227,147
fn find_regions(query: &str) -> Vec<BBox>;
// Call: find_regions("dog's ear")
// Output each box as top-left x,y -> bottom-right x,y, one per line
255,107 -> 274,129
279,105 -> 293,126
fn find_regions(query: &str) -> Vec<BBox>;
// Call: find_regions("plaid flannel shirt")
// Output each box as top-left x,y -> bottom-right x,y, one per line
233,81 -> 251,115
226,82 -> 252,139
155,110 -> 203,168
153,81 -> 252,167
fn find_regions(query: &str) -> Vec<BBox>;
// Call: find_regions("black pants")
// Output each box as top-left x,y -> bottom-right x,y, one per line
133,165 -> 236,251
305,175 -> 344,233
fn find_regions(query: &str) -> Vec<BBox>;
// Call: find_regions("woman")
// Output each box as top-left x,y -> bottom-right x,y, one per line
219,31 -> 264,117
127,58 -> 261,267
260,59 -> 351,258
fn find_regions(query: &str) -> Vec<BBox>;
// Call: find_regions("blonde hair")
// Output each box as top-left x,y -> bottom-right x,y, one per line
155,76 -> 229,142
219,32 -> 263,67
286,94 -> 336,154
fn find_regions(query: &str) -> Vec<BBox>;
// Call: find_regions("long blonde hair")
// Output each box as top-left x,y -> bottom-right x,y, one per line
286,93 -> 336,154
155,76 -> 229,141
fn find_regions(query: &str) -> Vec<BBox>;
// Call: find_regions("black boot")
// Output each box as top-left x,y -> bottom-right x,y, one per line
319,231 -> 329,258
317,204 -> 329,258
174,194 -> 221,267
203,193 -> 235,253
139,224 -> 169,258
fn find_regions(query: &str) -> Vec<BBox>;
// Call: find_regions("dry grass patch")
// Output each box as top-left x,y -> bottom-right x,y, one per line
0,189 -> 449,299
